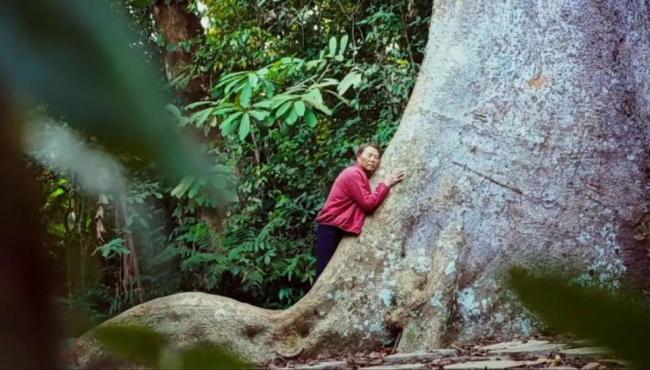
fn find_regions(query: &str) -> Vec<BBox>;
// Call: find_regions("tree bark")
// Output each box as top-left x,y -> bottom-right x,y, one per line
69,0 -> 650,366
152,0 -> 206,102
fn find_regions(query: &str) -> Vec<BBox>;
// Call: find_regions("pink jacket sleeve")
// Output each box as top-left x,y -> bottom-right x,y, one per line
342,170 -> 390,213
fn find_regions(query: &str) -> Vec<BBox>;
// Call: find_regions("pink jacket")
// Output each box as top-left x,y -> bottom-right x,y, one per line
315,164 -> 390,234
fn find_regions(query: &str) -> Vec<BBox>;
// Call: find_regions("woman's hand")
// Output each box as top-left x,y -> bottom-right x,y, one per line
386,169 -> 405,188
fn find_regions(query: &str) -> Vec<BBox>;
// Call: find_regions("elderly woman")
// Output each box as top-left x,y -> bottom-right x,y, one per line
314,143 -> 405,278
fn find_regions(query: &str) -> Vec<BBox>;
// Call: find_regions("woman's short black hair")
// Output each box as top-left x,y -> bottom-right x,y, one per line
355,143 -> 381,158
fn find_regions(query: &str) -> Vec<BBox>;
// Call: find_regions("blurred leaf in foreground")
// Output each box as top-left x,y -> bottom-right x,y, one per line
0,0 -> 232,204
508,267 -> 650,369
94,325 -> 166,368
95,325 -> 249,369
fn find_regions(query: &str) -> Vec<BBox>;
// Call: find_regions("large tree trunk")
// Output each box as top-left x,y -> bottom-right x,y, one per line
152,0 -> 206,102
70,0 -> 650,366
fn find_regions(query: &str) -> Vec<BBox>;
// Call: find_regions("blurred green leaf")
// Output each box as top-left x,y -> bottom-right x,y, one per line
94,325 -> 166,367
179,344 -> 249,369
508,268 -> 650,369
0,0 -> 228,201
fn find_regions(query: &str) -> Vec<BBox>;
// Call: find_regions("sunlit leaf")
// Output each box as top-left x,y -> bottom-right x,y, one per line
171,176 -> 196,198
285,107 -> 298,126
219,112 -> 243,136
270,94 -> 295,109
248,110 -> 269,121
328,36 -> 337,57
239,113 -> 250,141
212,103 -> 240,115
293,101 -> 306,117
240,84 -> 253,108
247,73 -> 258,89
338,34 -> 349,56
275,100 -> 293,118
302,89 -> 331,115
304,109 -> 317,128
185,101 -> 215,110
337,71 -> 362,95
190,108 -> 213,127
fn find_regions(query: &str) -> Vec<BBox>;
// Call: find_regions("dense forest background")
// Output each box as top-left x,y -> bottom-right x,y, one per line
32,0 -> 433,335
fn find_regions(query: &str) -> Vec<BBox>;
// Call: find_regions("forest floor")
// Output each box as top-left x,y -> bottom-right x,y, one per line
267,337 -> 625,370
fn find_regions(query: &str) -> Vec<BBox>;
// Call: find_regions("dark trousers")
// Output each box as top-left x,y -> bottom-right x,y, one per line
315,224 -> 347,278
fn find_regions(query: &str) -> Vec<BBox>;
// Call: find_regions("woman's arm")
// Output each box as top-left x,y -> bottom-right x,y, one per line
342,171 -> 390,213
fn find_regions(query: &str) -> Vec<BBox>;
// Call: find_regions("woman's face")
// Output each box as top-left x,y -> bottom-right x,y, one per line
357,146 -> 381,174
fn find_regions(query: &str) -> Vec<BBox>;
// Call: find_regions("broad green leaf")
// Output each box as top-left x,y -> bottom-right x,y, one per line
165,104 -> 183,119
247,73 -> 258,89
188,181 -> 201,198
270,94 -> 295,109
97,238 -> 130,258
180,345 -> 249,369
508,268 -> 650,369
215,71 -> 248,88
253,100 -> 272,109
285,107 -> 298,126
171,176 -> 196,198
328,36 -> 337,57
190,108 -> 213,127
224,78 -> 243,95
338,34 -> 349,56
248,110 -> 269,121
213,104 -> 240,115
275,100 -> 293,118
219,112 -> 243,136
302,89 -> 331,115
238,113 -> 250,141
304,109 -> 317,128
240,84 -> 252,108
94,325 -> 166,368
334,55 -> 344,62
294,101 -> 305,116
337,71 -> 363,95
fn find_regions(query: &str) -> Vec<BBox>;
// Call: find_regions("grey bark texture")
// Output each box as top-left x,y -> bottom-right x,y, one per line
69,0 -> 650,366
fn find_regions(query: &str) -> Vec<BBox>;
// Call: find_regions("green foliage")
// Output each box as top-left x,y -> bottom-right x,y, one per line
509,268 -> 650,369
0,0 -> 229,196
94,238 -> 129,259
95,325 -> 248,369
32,0 -> 432,319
